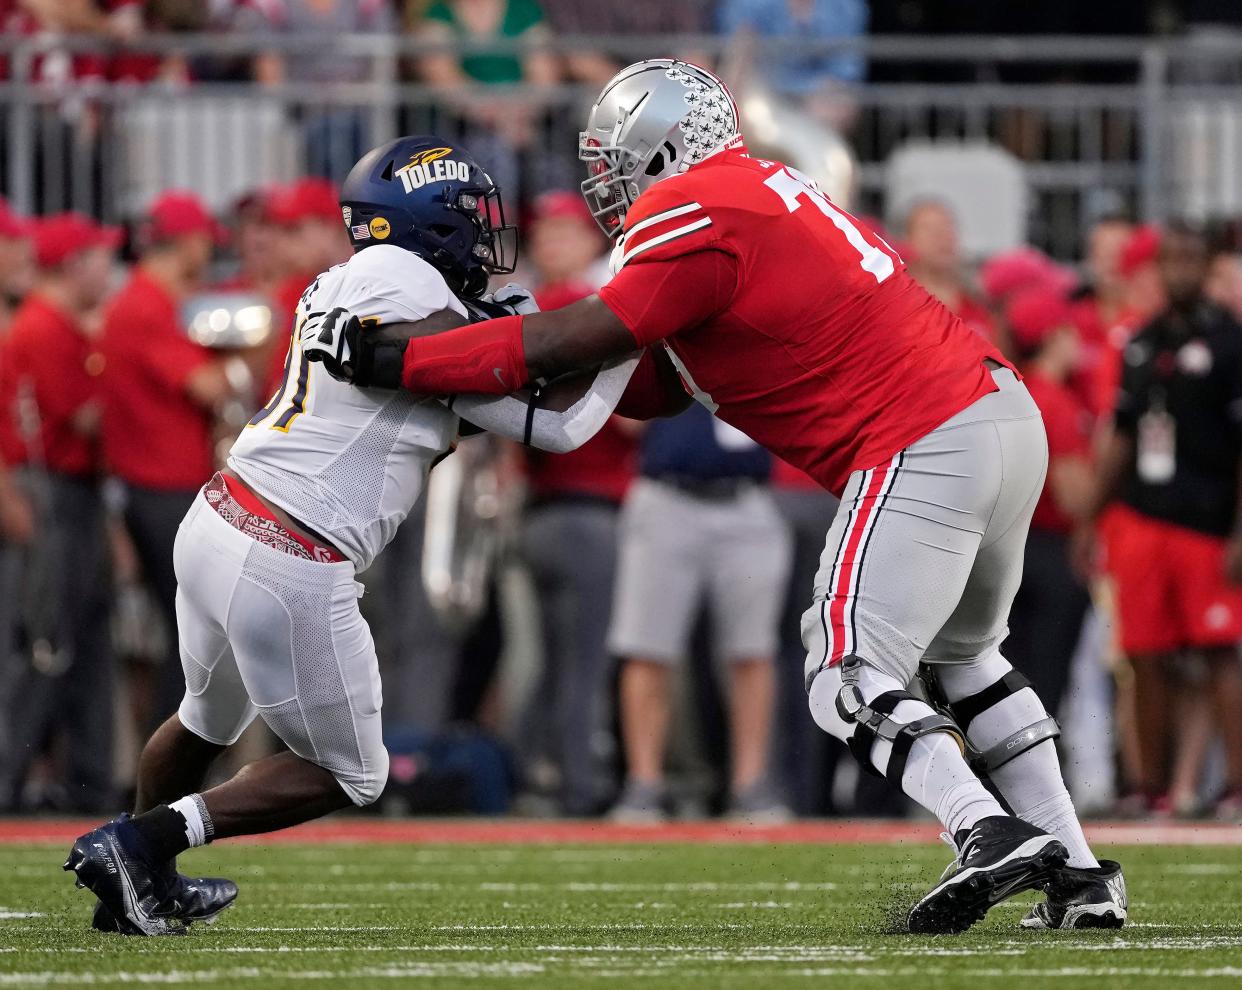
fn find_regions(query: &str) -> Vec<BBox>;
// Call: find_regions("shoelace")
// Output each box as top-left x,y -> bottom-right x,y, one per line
936,831 -> 963,883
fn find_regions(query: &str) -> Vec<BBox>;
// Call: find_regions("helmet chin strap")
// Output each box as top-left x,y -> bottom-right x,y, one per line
458,264 -> 490,300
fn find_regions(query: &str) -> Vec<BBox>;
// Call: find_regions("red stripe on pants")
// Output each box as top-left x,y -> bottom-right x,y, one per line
828,461 -> 892,665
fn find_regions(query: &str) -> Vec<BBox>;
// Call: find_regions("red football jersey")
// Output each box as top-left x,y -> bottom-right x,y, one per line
1023,369 -> 1092,534
598,148 -> 1012,495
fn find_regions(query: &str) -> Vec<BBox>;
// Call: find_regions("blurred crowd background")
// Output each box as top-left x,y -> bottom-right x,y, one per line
2,0 -> 1242,825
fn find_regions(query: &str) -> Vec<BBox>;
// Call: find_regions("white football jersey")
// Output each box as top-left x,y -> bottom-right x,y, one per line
228,245 -> 466,571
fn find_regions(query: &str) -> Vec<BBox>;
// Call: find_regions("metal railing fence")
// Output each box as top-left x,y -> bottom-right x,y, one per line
1,33 -> 1240,258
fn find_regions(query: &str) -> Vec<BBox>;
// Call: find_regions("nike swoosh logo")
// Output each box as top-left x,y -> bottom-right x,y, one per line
493,368 -> 507,388
989,875 -> 1035,904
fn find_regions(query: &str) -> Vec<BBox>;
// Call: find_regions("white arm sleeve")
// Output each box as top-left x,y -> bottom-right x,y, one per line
445,352 -> 641,453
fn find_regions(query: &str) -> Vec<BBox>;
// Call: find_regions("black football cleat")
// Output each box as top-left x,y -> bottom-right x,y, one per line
64,818 -> 187,936
1021,859 -> 1127,930
92,874 -> 238,932
907,816 -> 1069,935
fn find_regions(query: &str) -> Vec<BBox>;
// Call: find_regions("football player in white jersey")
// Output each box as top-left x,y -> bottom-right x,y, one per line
64,136 -> 640,935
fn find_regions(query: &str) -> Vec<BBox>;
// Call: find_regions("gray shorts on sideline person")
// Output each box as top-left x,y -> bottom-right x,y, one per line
608,477 -> 793,664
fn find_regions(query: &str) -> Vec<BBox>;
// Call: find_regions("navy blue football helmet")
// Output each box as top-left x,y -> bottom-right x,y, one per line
338,135 -> 517,299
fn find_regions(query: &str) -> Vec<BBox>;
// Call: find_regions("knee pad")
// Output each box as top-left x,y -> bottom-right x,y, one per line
923,663 -> 1060,772
812,655 -> 967,788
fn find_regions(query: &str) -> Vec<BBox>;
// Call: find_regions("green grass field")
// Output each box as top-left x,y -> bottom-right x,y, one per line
1,839 -> 1240,988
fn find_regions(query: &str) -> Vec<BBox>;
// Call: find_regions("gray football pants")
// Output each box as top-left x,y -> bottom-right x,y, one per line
802,367 -> 1048,689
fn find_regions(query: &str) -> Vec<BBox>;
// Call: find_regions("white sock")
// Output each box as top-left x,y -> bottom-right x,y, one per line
990,746 -> 1099,868
936,652 -> 1099,869
170,794 -> 215,849
809,665 -> 1005,836
901,730 -> 1006,836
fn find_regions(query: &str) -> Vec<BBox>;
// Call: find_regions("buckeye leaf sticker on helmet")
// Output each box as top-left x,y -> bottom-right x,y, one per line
578,59 -> 741,238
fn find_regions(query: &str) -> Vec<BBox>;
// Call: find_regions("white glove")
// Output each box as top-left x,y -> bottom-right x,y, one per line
463,283 -> 541,322
486,283 -> 541,316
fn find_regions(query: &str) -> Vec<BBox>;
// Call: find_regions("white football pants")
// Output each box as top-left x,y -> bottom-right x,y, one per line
172,491 -> 388,806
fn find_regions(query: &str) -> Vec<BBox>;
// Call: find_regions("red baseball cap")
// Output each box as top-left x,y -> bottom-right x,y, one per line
0,199 -> 31,241
267,178 -> 342,227
530,191 -> 594,229
980,247 -> 1077,302
1119,225 -> 1161,278
1006,287 -> 1077,353
32,212 -> 122,269
145,191 -> 228,244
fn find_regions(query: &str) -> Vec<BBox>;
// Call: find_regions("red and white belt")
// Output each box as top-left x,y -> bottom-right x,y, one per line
203,472 -> 345,564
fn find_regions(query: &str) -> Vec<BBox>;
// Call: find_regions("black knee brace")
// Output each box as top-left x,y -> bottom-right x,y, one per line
835,656 -> 967,788
925,665 -> 1061,772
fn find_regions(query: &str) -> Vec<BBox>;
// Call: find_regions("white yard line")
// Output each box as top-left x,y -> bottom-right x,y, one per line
254,879 -> 842,893
1165,864 -> 1240,875
4,963 -> 1242,985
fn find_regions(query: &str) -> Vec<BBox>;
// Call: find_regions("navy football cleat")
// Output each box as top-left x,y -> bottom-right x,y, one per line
1021,859 -> 1127,930
64,817 -> 189,936
907,816 -> 1069,935
91,873 -> 239,933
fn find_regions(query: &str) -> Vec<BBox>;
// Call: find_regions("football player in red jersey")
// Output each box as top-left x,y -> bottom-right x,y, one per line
305,60 -> 1125,934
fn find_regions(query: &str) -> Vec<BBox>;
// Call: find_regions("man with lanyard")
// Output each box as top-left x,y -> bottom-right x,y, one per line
1081,221 -> 1242,819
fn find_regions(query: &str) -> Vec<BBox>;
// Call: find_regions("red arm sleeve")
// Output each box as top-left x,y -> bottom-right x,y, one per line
598,249 -> 739,347
400,314 -> 528,395
397,249 -> 736,396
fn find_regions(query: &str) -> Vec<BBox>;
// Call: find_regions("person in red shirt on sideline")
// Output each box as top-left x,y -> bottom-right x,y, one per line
214,190 -> 284,299
0,198 -> 34,335
902,199 -> 997,345
0,200 -> 35,815
524,190 -> 610,300
100,191 -> 249,729
518,190 -> 637,815
1000,289 -> 1094,720
0,199 -> 37,550
263,178 -> 352,396
1070,216 -> 1133,414
0,213 -> 120,812
1072,216 -> 1133,355
306,60 -> 1122,932
1088,225 -> 1166,423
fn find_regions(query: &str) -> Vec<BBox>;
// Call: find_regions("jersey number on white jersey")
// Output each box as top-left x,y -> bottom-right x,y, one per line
249,317 -> 313,432
763,167 -> 898,284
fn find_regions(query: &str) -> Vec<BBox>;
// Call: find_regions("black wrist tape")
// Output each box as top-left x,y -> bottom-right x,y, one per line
355,338 -> 406,390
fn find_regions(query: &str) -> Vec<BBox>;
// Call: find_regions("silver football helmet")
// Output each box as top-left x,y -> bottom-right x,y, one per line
579,59 -> 742,237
